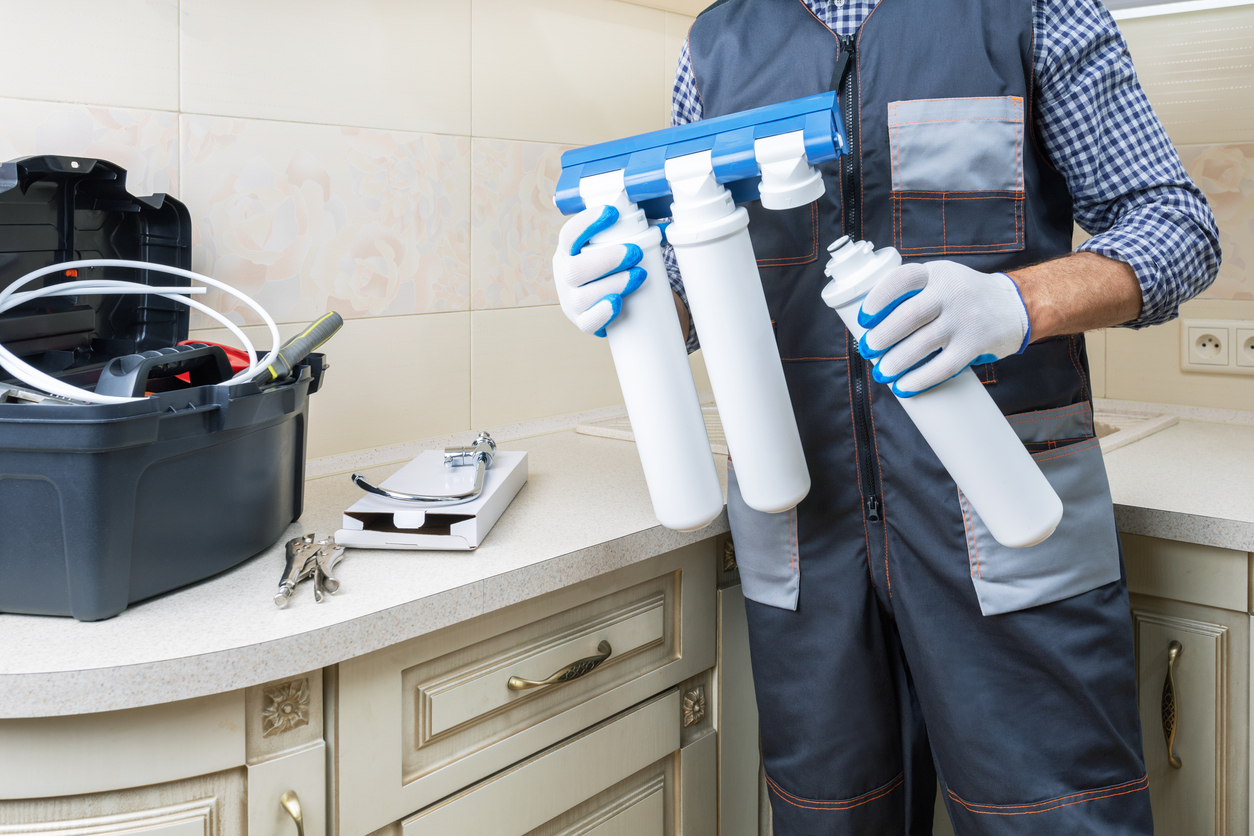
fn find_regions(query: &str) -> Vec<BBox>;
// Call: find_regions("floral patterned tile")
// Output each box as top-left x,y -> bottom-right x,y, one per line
1179,143 -> 1254,302
470,138 -> 574,309
0,97 -> 178,197
181,115 -> 471,327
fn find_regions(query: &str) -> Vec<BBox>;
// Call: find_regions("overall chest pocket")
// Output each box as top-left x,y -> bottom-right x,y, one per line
888,96 -> 1026,257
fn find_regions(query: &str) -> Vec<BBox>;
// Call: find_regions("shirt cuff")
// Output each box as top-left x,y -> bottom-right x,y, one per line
1076,229 -> 1174,329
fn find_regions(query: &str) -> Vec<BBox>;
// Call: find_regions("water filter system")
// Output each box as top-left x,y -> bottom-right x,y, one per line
556,93 -> 848,528
822,238 -> 1064,548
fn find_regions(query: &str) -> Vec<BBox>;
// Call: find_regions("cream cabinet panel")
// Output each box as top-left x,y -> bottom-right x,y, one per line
402,690 -> 680,836
0,691 -> 245,799
0,769 -> 245,836
1123,534 -> 1249,612
247,743 -> 326,836
335,543 -> 716,836
1132,595 -> 1249,836
717,584 -> 761,836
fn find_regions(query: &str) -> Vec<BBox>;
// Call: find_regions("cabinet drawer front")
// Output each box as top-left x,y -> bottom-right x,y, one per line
416,590 -> 666,740
403,690 -> 679,836
336,542 -> 717,836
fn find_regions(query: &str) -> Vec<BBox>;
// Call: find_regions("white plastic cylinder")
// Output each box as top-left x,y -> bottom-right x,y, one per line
579,173 -> 724,532
821,237 -> 1063,548
664,151 -> 810,514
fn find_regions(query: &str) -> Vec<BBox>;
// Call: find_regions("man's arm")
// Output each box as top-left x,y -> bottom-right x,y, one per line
1009,252 -> 1141,340
1027,0 -> 1219,334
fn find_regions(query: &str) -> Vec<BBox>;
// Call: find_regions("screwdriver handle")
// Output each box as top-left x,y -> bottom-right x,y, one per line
257,312 -> 344,384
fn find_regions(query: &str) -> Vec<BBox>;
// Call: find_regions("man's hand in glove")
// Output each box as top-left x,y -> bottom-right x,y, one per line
857,260 -> 1031,397
552,205 -> 647,337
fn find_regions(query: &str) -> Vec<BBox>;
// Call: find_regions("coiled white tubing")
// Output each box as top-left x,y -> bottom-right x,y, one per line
0,260 -> 281,405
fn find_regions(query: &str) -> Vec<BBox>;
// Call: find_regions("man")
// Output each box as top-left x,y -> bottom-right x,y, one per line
553,1 -> 1220,833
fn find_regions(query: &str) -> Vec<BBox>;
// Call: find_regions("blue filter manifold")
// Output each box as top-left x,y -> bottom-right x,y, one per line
555,92 -> 848,219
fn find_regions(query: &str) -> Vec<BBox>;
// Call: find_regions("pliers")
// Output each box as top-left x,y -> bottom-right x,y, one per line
274,534 -> 346,607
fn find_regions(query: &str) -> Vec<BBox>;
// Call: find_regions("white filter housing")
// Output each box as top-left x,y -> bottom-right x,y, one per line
664,151 -> 810,514
821,237 -> 1063,548
578,172 -> 724,532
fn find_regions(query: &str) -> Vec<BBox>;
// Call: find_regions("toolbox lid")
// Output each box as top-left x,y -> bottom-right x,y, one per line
0,155 -> 192,389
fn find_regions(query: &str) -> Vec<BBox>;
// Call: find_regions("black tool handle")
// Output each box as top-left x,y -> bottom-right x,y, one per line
255,312 -> 344,384
94,344 -> 233,398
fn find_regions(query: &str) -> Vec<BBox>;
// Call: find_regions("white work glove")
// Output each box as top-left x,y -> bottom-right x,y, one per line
553,205 -> 647,337
857,260 -> 1031,397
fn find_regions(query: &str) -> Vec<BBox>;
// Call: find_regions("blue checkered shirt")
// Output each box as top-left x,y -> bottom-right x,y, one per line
666,0 -> 1220,352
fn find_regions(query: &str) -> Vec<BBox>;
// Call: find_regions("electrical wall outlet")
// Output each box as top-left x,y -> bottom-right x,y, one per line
1237,328 -> 1254,369
1180,319 -> 1254,375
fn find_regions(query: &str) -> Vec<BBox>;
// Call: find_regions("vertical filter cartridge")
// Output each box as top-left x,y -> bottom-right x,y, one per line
821,237 -> 1063,548
556,93 -> 849,519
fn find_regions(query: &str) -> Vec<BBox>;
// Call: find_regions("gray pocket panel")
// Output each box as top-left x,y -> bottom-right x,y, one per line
726,464 -> 800,611
961,437 -> 1121,616
888,96 -> 1024,193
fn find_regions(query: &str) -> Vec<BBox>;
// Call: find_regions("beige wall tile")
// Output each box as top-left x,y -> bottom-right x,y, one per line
1178,143 -> 1254,301
0,98 -> 178,197
471,305 -> 624,426
181,115 -> 470,327
1085,330 -> 1107,399
472,0 -> 668,145
471,138 -> 573,309
180,0 -> 471,135
625,0 -> 708,15
662,13 -> 694,124
1105,299 -> 1254,410
0,0 -> 178,112
190,312 -> 471,459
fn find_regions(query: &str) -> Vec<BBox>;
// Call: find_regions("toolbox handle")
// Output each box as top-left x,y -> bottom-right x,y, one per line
95,344 -> 234,399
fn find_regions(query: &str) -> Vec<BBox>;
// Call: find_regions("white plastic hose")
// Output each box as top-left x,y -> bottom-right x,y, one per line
0,260 -> 281,405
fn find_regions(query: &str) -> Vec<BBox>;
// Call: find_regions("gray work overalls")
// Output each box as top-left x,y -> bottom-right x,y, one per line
688,1 -> 1153,833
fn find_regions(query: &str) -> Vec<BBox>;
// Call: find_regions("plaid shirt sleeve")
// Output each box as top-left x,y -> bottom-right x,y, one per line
666,36 -> 705,353
1035,0 -> 1220,327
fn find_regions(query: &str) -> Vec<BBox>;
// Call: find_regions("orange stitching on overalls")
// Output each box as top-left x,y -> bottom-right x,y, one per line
888,116 -> 1021,127
864,374 -> 890,595
887,95 -> 1023,106
1031,437 -> 1101,463
958,489 -> 981,579
947,775 -> 1149,817
941,193 -> 948,255
846,357 -> 875,585
757,202 -> 820,266
766,773 -> 904,810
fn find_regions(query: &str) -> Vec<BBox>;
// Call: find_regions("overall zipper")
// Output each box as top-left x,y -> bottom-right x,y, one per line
837,32 -> 881,523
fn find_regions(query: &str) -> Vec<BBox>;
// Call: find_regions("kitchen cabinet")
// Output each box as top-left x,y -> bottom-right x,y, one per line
1124,533 -> 1251,836
0,674 -> 324,836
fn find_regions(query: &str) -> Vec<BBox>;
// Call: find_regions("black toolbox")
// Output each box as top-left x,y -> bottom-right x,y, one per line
0,156 -> 325,621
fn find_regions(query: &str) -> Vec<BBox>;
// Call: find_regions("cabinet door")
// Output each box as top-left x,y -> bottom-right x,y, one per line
716,583 -> 764,836
0,770 -> 245,836
1131,594 -> 1249,836
401,689 -> 715,836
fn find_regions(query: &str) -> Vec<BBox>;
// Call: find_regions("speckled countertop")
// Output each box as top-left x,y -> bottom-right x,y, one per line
0,398 -> 1249,719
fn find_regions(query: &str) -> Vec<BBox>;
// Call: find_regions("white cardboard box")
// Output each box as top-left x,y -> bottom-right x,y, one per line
335,450 -> 528,550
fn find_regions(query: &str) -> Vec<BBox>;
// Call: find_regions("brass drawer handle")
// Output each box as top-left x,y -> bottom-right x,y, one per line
280,790 -> 305,836
508,640 -> 613,691
1162,640 -> 1183,769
